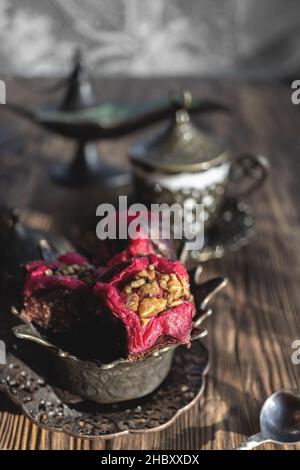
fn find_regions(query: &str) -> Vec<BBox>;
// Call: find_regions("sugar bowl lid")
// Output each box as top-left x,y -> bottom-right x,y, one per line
129,91 -> 229,173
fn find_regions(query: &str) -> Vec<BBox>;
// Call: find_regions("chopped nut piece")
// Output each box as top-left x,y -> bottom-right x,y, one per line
147,269 -> 156,280
50,263 -> 97,284
179,276 -> 190,297
45,269 -> 53,276
139,280 -> 160,297
123,285 -> 132,295
131,278 -> 146,288
169,299 -> 184,307
135,269 -> 149,278
159,273 -> 170,289
166,292 -> 175,305
140,317 -> 151,327
126,293 -> 139,312
168,273 -> 182,301
138,297 -> 167,319
136,268 -> 156,281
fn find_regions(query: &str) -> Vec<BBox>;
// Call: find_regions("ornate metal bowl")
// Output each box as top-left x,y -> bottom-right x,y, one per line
0,340 -> 210,438
12,272 -> 227,405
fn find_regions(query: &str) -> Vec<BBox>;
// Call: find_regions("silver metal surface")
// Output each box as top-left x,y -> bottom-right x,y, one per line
236,389 -> 300,449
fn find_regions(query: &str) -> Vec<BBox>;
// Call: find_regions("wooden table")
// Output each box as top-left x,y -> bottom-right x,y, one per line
0,78 -> 300,450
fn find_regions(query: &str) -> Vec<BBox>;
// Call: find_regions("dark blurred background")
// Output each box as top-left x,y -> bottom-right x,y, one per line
0,0 -> 299,82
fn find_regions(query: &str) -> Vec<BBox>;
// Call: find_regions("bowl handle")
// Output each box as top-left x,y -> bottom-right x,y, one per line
13,323 -> 66,356
192,277 -> 228,328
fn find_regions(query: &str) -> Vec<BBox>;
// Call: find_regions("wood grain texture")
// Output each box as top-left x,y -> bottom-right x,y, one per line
0,78 -> 300,450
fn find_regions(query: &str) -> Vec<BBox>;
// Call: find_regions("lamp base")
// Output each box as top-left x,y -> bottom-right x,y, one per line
50,141 -> 130,188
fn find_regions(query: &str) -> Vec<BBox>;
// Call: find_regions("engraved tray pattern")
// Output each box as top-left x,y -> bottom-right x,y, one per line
0,342 -> 208,439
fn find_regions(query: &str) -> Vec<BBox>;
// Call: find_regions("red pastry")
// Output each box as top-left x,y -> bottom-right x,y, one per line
21,252 -> 96,331
94,254 -> 195,357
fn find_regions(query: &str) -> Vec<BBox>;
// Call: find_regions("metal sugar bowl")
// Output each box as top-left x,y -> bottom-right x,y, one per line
129,91 -> 268,233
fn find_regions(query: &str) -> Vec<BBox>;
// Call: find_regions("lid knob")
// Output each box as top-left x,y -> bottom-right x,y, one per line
129,89 -> 228,172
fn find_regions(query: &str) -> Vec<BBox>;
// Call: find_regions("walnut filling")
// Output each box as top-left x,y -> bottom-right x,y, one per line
44,263 -> 94,284
123,264 -> 193,326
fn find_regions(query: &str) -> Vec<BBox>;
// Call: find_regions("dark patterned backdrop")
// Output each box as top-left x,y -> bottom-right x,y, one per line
0,0 -> 299,79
